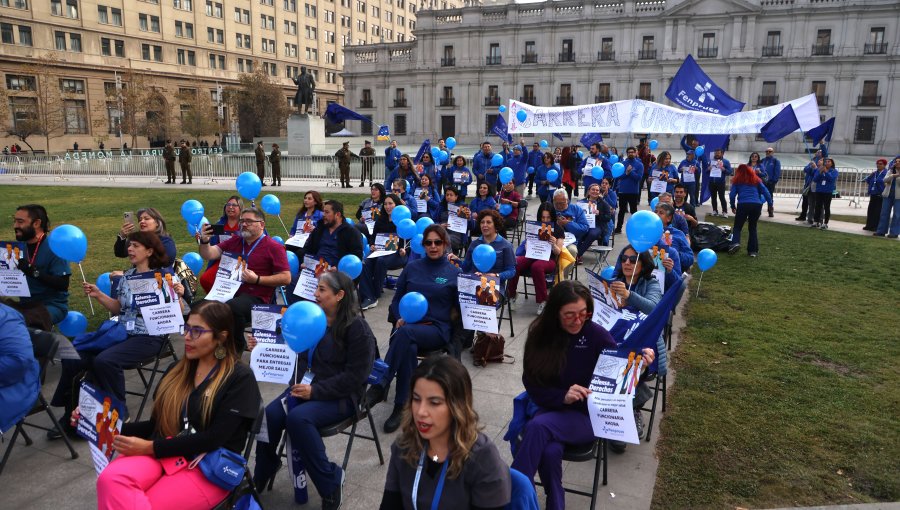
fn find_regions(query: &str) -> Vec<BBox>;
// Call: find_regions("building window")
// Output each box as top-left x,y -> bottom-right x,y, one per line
854,116 -> 876,143
597,83 -> 611,103
177,48 -> 196,65
235,8 -> 249,23
599,38 -> 613,61
60,78 -> 85,94
64,99 -> 88,134
637,82 -> 652,101
102,38 -> 124,57
139,14 -> 148,31
440,86 -> 454,107
811,81 -> 827,106
54,31 -> 66,50
557,84 -> 572,105
306,47 -> 317,61
763,31 -> 782,56
10,96 -> 38,131
325,9 -> 334,22
442,45 -> 454,66
521,84 -> 535,103
324,30 -> 335,44
865,27 -> 887,54
394,114 -> 406,135
284,20 -> 297,34
263,62 -> 277,76
285,43 -> 297,56
486,43 -> 500,65
639,36 -> 655,59
18,26 -> 32,46
6,74 -> 35,91
0,23 -> 13,44
205,0 -> 222,17
360,115 -> 373,136
69,32 -> 81,52
141,44 -> 162,61
305,3 -> 317,17
98,5 -> 108,23
560,39 -> 573,62
759,81 -> 778,106
3,0 -> 29,8
306,25 -> 317,39
285,0 -> 297,11
698,33 -> 716,58
106,103 -> 121,134
812,29 -> 832,55
394,88 -> 406,107
174,0 -> 193,10
858,80 -> 880,106
52,0 -> 79,18
485,114 -> 498,135
261,14 -> 274,29
286,65 -> 298,77
325,51 -> 335,63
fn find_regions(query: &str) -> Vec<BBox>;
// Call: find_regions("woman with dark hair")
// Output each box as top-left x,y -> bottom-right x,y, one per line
290,190 -> 325,236
508,203 -> 565,315
728,163 -> 773,257
95,301 -> 261,510
199,196 -> 243,293
647,150 -> 678,199
379,355 -> 511,509
114,207 -> 177,266
536,152 -> 562,204
455,209 -> 516,287
366,225 -> 461,434
747,152 -> 766,181
446,155 -> 473,199
252,271 -> 377,509
51,232 -> 191,431
356,183 -> 386,221
511,281 -> 653,509
811,157 -> 839,230
496,180 -> 522,235
412,174 -> 441,220
359,194 -> 409,310
416,152 -> 438,187
437,186 -> 469,254
387,154 -> 419,193
468,182 -> 497,218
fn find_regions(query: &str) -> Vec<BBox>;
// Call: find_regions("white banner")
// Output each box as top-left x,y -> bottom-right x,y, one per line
507,94 -> 821,134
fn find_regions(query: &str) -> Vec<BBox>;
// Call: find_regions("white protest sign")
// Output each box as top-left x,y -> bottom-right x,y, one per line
460,300 -> 499,334
76,382 -> 125,474
206,278 -> 241,302
250,343 -> 297,384
293,269 -> 318,301
0,270 -> 30,297
564,232 -> 577,247
681,166 -> 696,183
142,302 -> 185,336
650,180 -> 668,193
524,233 -> 552,261
285,233 -> 309,248
369,233 -> 400,258
578,203 -> 596,229
447,214 -> 468,234
416,197 -> 428,213
585,352 -> 645,444
710,162 -> 723,178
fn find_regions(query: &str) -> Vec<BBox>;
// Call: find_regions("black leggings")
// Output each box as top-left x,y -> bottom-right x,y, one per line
813,192 -> 833,224
616,193 -> 640,230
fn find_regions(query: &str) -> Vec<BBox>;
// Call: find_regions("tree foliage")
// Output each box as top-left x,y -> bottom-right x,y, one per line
176,83 -> 220,141
225,70 -> 289,140
3,53 -> 67,152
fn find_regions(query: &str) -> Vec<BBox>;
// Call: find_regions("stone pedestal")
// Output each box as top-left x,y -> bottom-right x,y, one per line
287,114 -> 326,155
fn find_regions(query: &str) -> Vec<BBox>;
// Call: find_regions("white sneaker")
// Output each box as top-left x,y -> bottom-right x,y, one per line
536,302 -> 545,315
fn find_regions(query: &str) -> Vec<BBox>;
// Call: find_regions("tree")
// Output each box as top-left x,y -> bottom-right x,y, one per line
225,70 -> 290,140
111,69 -> 169,148
176,83 -> 219,142
4,54 -> 67,152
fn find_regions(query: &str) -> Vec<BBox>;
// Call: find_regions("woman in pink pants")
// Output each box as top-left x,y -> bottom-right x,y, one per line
507,203 -> 566,316
94,301 -> 261,510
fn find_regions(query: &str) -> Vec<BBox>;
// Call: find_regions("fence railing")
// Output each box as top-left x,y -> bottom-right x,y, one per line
769,166 -> 868,207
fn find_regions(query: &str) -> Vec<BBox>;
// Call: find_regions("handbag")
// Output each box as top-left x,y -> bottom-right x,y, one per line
472,332 -> 514,367
71,319 -> 128,353
190,447 -> 246,490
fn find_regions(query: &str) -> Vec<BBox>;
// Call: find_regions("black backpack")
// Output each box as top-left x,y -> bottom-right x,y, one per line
691,222 -> 733,252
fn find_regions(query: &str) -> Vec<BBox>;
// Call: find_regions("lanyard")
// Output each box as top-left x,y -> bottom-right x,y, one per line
182,363 -> 219,430
27,233 -> 44,266
242,234 -> 266,260
412,448 -> 448,510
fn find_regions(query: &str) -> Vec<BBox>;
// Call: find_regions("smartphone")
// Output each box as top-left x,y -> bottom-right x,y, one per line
123,211 -> 134,224
209,224 -> 226,235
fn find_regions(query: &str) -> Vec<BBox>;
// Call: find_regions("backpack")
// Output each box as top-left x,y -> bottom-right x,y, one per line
472,333 -> 514,366
691,222 -> 733,252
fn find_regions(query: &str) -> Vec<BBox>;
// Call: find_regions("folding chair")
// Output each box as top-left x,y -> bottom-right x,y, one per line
496,282 -> 515,337
510,200 -> 529,245
533,439 -> 608,510
126,335 -> 178,421
212,403 -> 267,510
1,329 -> 79,476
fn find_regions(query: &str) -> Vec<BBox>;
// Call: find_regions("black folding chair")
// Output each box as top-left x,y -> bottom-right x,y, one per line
496,282 -> 515,337
126,336 -> 178,421
1,329 -> 79,476
211,403 -> 267,510
529,437 -> 608,510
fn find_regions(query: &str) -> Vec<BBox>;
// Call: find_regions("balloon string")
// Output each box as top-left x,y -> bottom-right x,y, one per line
696,271 -> 704,298
78,263 -> 95,316
277,214 -> 290,236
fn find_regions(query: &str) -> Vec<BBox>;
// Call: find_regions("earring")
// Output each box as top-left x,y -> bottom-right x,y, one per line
214,345 -> 226,360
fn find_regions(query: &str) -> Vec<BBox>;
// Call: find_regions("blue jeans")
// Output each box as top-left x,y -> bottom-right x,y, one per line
731,202 -> 763,253
876,195 -> 899,236
254,392 -> 353,498
359,252 -> 407,302
381,323 -> 447,406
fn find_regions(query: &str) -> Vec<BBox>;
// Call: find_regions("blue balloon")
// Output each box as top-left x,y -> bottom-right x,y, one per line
337,254 -> 362,279
399,292 -> 428,323
392,205 -> 412,225
516,110 -> 527,122
430,146 -> 441,159
260,194 -> 281,215
499,204 -> 512,216
527,166 -> 535,175
410,233 -> 425,255
446,137 -> 457,150
346,218 -> 355,225
498,105 -> 507,113
611,162 -> 625,178
282,301 -> 327,353
591,165 -> 604,180
694,146 -> 705,157
540,139 -> 549,149
96,272 -> 112,296
397,218 -> 417,240
499,167 -> 513,184
180,199 -> 205,225
361,233 -> 370,257
187,216 -> 210,236
649,139 -> 659,150
182,251 -> 204,274
272,235 -> 284,245
577,150 -> 584,159
59,311 -> 88,337
286,251 -> 300,278
625,210 -> 664,253
650,197 -> 659,210
697,248 -> 718,272
48,224 -> 88,262
600,266 -> 616,281
609,154 -> 619,164
546,169 -> 559,183
439,150 -> 449,164
490,153 -> 504,167
236,172 -> 262,200
415,216 -> 434,235
472,243 -> 497,273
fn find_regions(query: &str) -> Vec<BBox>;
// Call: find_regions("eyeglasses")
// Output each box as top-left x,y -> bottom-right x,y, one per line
225,203 -> 240,208
620,254 -> 638,263
561,310 -> 590,321
238,219 -> 263,225
184,326 -> 213,339
423,239 -> 444,247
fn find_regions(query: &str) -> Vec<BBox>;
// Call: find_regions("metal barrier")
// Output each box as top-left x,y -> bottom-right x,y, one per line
771,166 -> 869,208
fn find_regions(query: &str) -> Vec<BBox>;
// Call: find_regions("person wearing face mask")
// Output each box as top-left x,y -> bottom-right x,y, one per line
198,208 -> 292,352
114,207 -> 177,267
379,355 -> 511,510
5,204 -> 71,330
511,281 -> 654,509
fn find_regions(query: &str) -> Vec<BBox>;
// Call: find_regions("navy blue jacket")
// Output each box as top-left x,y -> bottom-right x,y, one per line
761,155 -> 782,183
389,256 -> 460,341
0,304 -> 39,434
616,157 -> 644,194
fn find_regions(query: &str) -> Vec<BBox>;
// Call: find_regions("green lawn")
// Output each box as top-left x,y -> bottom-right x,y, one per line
653,220 -> 900,508
827,214 -> 867,225
0,185 -> 362,328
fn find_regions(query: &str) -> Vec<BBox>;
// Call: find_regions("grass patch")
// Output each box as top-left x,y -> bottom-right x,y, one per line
827,214 -> 867,225
0,185 -> 362,329
652,220 -> 900,509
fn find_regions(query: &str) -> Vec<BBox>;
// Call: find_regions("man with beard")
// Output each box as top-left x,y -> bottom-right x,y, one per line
301,200 -> 364,270
198,208 -> 291,351
5,205 -> 71,330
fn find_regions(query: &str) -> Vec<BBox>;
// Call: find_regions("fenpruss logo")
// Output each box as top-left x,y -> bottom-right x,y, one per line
694,82 -> 715,104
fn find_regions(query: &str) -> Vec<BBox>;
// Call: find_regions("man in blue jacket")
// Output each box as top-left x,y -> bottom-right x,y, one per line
614,147 -> 644,234
761,147 -> 782,217
581,143 -> 611,191
383,140 -> 401,187
655,203 -> 693,270
551,190 -> 590,258
707,149 -> 732,217
506,144 -> 529,196
0,303 -> 40,436
525,141 -> 543,197
472,142 -> 498,189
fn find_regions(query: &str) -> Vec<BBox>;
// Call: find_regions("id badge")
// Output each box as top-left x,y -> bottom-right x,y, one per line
300,371 -> 315,385
821,180 -> 826,186
126,320 -> 135,331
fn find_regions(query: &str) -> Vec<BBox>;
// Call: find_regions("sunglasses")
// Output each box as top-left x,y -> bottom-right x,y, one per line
423,239 -> 444,247
561,310 -> 590,321
184,326 -> 213,339
620,254 -> 639,263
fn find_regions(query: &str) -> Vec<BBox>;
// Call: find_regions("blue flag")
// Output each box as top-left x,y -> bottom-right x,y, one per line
376,125 -> 390,141
580,133 -> 604,147
491,115 -> 513,143
552,133 -> 565,142
696,134 -> 731,204
760,105 -> 800,143
323,103 -> 372,124
413,139 -> 431,165
665,55 -> 745,115
806,117 -> 835,146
